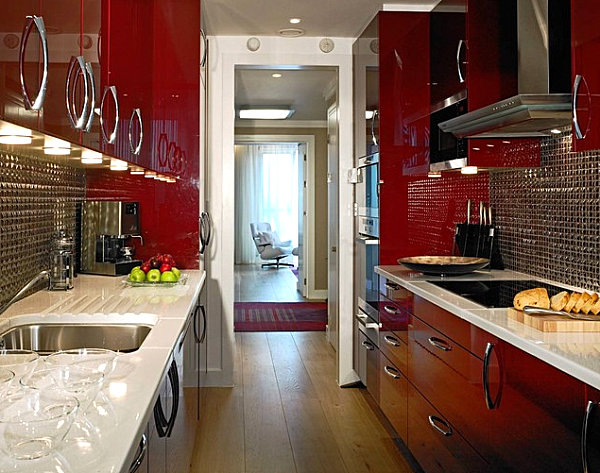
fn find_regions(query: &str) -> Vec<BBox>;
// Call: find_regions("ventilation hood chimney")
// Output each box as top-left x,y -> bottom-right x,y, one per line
439,0 -> 572,138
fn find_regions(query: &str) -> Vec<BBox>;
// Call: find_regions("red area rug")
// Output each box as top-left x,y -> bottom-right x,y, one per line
234,302 -> 327,332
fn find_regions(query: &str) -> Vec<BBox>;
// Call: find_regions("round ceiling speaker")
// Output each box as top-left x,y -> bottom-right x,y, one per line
278,28 -> 305,38
369,39 -> 379,54
246,37 -> 261,52
319,38 -> 335,53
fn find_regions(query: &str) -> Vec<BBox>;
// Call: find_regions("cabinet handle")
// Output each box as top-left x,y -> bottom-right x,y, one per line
428,336 -> 452,352
200,211 -> 211,254
370,109 -> 378,147
385,282 -> 400,290
83,62 -> 96,132
456,39 -> 466,84
356,313 -> 381,330
128,108 -> 143,155
361,340 -> 374,351
65,56 -> 89,130
128,434 -> 147,473
383,305 -> 399,315
200,28 -> 208,67
192,305 -> 201,344
383,365 -> 401,379
384,335 -> 401,347
100,85 -> 119,144
582,400 -> 596,473
199,305 -> 207,343
153,397 -> 168,438
482,342 -> 502,410
428,415 -> 453,437
573,74 -> 589,140
19,15 -> 48,111
165,359 -> 180,437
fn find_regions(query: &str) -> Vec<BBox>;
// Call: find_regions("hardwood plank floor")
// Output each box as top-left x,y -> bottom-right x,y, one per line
189,332 -> 414,473
235,263 -> 309,302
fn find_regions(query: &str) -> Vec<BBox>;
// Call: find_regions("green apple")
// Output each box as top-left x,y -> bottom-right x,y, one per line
129,269 -> 145,282
160,271 -> 178,283
132,266 -> 141,272
147,269 -> 161,282
171,267 -> 181,280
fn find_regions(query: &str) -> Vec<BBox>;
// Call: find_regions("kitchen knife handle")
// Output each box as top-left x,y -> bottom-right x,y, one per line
582,400 -> 596,473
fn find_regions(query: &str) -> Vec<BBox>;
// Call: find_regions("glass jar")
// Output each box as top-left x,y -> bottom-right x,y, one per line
49,231 -> 74,291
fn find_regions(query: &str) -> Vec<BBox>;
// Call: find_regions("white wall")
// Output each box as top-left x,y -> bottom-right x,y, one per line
205,35 -> 357,387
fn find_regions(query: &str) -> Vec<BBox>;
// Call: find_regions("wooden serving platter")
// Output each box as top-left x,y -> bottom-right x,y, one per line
507,308 -> 600,332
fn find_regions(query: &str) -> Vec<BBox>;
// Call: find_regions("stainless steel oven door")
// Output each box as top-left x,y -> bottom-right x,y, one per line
356,153 -> 379,219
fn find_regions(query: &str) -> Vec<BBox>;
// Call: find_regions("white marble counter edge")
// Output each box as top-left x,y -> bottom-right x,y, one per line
375,265 -> 600,390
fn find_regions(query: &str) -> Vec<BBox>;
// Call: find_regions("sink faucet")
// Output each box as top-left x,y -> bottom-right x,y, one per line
0,270 -> 50,318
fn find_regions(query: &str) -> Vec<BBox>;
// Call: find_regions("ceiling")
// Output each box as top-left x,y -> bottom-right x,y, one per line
203,0 -> 442,37
235,67 -> 337,122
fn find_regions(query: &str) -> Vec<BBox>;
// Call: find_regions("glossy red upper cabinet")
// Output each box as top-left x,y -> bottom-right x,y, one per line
571,0 -> 600,152
0,2 -> 44,130
38,0 -> 83,145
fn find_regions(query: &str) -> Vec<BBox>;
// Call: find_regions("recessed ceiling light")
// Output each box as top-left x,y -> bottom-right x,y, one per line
43,137 -> 71,155
110,158 -> 128,171
272,73 -> 282,78
81,149 -> 103,164
461,166 -> 478,175
0,124 -> 32,145
130,166 -> 145,175
239,106 -> 295,120
278,28 -> 304,37
144,171 -> 156,178
427,171 -> 442,178
289,18 -> 301,24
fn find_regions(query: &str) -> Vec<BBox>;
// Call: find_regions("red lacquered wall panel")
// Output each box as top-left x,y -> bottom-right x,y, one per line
467,138 -> 540,168
86,170 -> 199,269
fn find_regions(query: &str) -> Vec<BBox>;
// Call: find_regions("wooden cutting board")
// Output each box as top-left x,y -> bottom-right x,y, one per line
507,308 -> 600,332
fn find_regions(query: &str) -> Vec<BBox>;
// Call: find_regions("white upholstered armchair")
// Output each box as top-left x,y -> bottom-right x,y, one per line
250,222 -> 294,269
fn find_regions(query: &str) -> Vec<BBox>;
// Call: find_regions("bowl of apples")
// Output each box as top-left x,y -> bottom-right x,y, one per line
124,253 -> 187,287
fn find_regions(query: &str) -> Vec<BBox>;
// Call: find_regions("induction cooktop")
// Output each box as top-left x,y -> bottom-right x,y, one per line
428,279 -> 568,309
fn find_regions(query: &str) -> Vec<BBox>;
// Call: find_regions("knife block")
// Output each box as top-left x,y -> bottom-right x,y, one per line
454,223 -> 504,270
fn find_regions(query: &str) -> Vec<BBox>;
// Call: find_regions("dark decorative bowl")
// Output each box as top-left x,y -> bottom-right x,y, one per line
398,256 -> 490,275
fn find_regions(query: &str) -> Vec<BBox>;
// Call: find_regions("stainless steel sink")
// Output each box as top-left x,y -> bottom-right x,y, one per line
0,324 -> 152,354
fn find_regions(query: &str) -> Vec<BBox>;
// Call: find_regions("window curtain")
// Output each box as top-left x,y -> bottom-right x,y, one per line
235,143 -> 299,264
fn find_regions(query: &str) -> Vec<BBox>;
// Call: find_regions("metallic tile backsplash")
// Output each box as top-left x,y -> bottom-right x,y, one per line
490,130 -> 600,290
0,152 -> 85,308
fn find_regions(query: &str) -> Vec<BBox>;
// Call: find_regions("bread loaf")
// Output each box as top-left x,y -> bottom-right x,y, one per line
581,293 -> 599,315
590,296 -> 600,316
513,288 -> 550,311
550,291 -> 569,311
564,292 -> 581,313
573,292 -> 592,313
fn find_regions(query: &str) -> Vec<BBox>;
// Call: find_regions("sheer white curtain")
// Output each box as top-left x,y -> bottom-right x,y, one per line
235,143 -> 299,264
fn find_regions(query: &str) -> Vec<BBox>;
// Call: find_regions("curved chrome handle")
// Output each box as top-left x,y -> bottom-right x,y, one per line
165,360 -> 179,437
199,305 -> 207,343
428,336 -> 452,352
129,108 -> 143,155
361,340 -> 374,351
384,335 -> 401,347
456,39 -> 466,84
371,110 -> 378,147
65,56 -> 89,130
482,342 -> 500,410
100,85 -> 119,144
128,434 -> 147,473
385,282 -> 400,290
573,74 -> 588,140
153,397 -> 168,438
200,29 -> 208,67
383,365 -> 400,379
19,15 -> 49,111
83,61 -> 96,132
582,400 -> 596,473
192,305 -> 201,344
428,415 -> 453,437
383,305 -> 399,315
203,212 -> 212,246
356,313 -> 381,330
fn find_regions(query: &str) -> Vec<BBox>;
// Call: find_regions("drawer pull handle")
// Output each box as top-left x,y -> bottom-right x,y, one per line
385,282 -> 400,290
428,415 -> 453,437
383,305 -> 399,315
582,400 -> 597,473
483,342 -> 502,410
361,340 -> 374,351
428,336 -> 452,352
383,365 -> 400,379
384,335 -> 401,347
356,313 -> 381,330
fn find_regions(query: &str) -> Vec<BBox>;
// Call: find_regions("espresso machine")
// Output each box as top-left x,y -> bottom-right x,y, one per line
80,201 -> 143,276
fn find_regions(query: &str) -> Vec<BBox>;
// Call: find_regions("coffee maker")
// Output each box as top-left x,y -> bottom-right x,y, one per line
80,201 -> 143,276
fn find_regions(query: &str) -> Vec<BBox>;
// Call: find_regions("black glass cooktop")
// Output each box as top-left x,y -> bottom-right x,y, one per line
428,280 -> 568,309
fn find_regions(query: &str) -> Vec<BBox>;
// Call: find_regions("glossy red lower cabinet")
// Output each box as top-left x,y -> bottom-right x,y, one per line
379,352 -> 407,442
357,331 -> 379,403
407,383 -> 488,473
584,387 -> 600,472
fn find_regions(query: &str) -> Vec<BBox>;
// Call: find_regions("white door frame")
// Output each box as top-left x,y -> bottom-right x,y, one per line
234,134 -> 318,299
206,35 -> 357,387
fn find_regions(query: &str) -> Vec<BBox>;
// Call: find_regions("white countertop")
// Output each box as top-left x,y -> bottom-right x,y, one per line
376,265 -> 600,391
0,271 -> 206,473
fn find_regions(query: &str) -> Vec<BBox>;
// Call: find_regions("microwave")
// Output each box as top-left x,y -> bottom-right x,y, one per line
429,91 -> 468,171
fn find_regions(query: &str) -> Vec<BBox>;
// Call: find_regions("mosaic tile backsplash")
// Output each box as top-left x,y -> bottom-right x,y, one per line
0,152 -> 85,308
490,130 -> 600,291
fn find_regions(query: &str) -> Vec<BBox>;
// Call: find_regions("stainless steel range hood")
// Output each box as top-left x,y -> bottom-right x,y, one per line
439,0 -> 572,139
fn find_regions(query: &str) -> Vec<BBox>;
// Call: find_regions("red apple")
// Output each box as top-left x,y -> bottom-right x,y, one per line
160,263 -> 172,273
140,263 -> 151,273
150,258 -> 161,269
162,254 -> 175,265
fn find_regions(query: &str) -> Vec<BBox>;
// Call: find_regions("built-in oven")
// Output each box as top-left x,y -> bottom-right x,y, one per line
429,91 -> 468,171
356,153 -> 379,238
355,236 -> 380,345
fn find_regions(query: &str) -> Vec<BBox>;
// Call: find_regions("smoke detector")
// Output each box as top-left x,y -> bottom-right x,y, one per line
278,28 -> 305,38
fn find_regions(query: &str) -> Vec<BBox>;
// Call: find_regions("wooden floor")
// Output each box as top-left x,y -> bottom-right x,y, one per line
190,332 -> 414,473
235,263 -> 309,302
